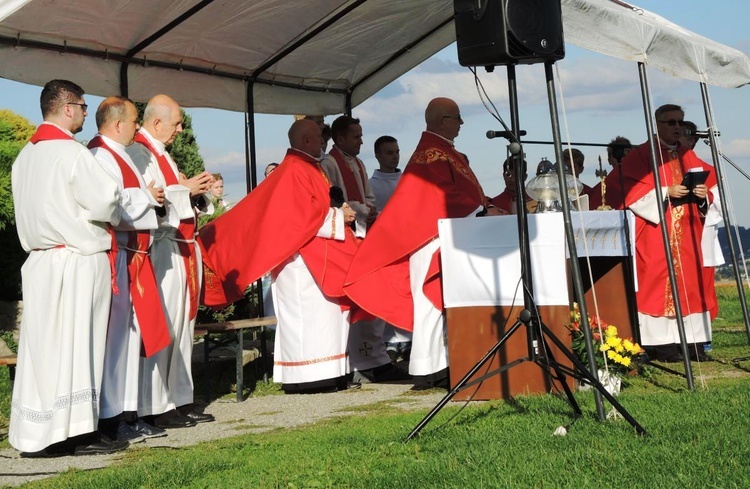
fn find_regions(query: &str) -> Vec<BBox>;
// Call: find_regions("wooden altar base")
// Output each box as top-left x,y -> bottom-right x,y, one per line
575,256 -> 638,343
446,305 -> 574,401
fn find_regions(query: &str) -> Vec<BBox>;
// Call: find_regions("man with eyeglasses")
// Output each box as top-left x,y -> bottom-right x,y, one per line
9,80 -> 128,456
621,104 -> 717,363
344,97 -> 501,390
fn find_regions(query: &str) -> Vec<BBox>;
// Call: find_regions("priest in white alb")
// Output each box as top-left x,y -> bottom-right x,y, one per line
89,96 -> 171,443
9,80 -> 127,456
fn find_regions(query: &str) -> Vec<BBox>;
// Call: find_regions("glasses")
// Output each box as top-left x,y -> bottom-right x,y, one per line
67,102 -> 88,111
657,119 -> 684,126
443,114 -> 463,122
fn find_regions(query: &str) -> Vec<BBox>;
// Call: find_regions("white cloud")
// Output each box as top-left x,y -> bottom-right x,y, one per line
721,139 -> 750,157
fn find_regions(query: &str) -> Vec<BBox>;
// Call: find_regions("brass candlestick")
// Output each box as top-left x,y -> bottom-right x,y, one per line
594,155 -> 611,210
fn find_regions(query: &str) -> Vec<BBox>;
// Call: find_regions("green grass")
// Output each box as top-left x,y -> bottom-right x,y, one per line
3,288 -> 750,488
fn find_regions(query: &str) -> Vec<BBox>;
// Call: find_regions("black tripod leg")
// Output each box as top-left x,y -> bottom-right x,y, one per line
538,321 -> 648,436
533,338 -> 582,417
404,319 -> 525,442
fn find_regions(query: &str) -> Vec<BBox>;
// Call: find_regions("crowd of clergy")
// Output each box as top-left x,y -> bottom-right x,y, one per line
7,78 -> 719,458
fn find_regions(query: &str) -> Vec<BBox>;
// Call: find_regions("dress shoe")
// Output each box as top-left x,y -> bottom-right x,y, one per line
21,446 -> 68,458
177,404 -> 215,423
153,410 -> 197,429
73,434 -> 129,456
664,353 -> 685,363
182,411 -> 215,423
115,421 -> 145,444
129,419 -> 167,438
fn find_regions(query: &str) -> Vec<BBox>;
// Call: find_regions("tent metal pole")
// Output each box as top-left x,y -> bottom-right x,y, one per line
245,79 -> 270,383
543,62 -> 605,420
245,81 -> 257,193
637,63 -> 694,389
699,82 -> 750,342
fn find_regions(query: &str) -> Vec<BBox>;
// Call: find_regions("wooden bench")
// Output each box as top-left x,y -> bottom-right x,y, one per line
197,316 -> 277,402
0,354 -> 18,391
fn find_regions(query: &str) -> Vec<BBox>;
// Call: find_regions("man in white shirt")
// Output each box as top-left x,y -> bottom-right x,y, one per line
368,136 -> 413,363
9,80 -> 127,457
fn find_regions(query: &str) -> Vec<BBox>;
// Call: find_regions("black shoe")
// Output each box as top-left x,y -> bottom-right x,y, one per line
689,350 -> 711,362
73,434 -> 129,456
129,419 -> 167,439
664,353 -> 685,363
182,411 -> 215,423
177,404 -> 215,423
337,381 -> 361,391
115,421 -> 145,444
20,447 -> 68,458
153,410 -> 197,429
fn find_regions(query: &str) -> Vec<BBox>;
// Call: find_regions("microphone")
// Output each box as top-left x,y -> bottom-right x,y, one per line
684,127 -> 720,139
486,130 -> 527,140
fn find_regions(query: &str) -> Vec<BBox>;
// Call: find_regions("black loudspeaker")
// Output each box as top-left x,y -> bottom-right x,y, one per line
454,0 -> 565,67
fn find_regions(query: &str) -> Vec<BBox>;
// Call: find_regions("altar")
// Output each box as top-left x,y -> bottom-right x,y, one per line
439,210 -> 637,400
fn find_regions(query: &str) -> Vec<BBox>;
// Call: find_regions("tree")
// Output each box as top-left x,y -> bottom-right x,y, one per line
0,109 -> 35,300
134,102 -> 205,177
0,110 -> 36,230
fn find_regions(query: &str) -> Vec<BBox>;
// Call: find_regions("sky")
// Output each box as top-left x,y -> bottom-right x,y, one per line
1,0 -> 749,226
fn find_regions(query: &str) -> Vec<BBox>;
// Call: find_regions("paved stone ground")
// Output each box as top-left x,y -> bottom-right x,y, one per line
0,381 -> 445,487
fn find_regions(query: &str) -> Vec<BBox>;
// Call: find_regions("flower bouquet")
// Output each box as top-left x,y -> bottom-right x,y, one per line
566,303 -> 645,381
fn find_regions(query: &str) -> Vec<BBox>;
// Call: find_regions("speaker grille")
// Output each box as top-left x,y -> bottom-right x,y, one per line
507,0 -> 563,56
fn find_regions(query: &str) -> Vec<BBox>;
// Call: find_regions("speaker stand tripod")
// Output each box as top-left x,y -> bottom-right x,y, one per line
405,62 -> 647,441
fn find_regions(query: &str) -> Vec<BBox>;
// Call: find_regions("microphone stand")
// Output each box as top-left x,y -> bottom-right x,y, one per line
405,63 -> 647,441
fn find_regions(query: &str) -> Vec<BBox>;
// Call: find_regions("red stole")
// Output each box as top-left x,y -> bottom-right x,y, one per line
329,146 -> 367,204
133,132 -> 199,320
88,136 -> 171,357
29,124 -> 119,293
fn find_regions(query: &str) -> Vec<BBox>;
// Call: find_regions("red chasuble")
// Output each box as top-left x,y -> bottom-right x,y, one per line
88,136 -> 170,357
198,149 -> 359,309
343,132 -> 487,331
622,141 -> 716,318
133,132 -> 199,320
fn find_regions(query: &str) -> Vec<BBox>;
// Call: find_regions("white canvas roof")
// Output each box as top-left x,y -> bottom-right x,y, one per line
1,0 -> 748,115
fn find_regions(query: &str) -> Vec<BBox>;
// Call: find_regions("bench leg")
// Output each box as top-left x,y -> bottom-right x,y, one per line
236,328 -> 244,402
204,334 -> 211,403
8,365 -> 15,393
260,326 -> 270,383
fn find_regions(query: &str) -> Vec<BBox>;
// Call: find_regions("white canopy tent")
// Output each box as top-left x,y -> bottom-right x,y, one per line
1,0 -> 749,116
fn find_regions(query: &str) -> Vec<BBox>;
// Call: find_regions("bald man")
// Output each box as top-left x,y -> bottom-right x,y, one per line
89,96 -> 170,442
127,94 -> 214,428
344,97 -> 499,390
200,119 -> 360,393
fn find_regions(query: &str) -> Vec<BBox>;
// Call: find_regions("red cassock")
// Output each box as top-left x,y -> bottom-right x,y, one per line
343,132 -> 487,332
622,142 -> 717,318
198,149 -> 359,309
